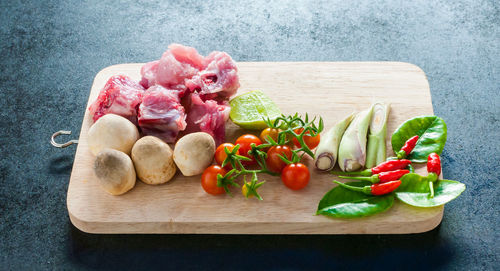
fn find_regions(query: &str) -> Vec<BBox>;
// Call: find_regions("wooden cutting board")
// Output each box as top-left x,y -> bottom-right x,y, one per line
67,62 -> 443,234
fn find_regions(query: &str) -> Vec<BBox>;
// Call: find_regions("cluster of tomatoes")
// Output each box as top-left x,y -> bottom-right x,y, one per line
201,127 -> 321,196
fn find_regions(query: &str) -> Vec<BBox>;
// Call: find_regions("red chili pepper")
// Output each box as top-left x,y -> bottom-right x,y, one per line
371,180 -> 402,195
332,159 -> 412,177
396,135 -> 419,159
378,170 -> 409,182
426,153 -> 442,198
427,152 -> 441,180
370,159 -> 411,174
333,180 -> 402,196
339,169 -> 410,184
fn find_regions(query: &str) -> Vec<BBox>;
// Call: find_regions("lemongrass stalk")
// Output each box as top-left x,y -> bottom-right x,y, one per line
365,103 -> 391,168
337,106 -> 374,172
314,113 -> 355,171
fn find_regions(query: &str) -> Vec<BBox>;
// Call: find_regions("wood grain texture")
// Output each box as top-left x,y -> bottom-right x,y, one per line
67,62 -> 443,234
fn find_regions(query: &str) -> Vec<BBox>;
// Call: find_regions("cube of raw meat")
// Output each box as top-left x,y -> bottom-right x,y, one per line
140,44 -> 205,95
88,75 -> 145,124
138,86 -> 187,143
139,60 -> 159,89
184,93 -> 230,145
113,44 -> 239,145
185,51 -> 240,99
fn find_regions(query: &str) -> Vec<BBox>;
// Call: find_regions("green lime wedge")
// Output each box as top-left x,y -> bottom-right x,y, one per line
229,90 -> 281,130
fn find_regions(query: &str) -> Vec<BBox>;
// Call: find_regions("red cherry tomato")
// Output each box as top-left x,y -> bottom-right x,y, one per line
292,128 -> 320,149
215,143 -> 238,168
201,165 -> 227,195
266,145 -> 293,173
235,134 -> 262,165
281,163 -> 310,190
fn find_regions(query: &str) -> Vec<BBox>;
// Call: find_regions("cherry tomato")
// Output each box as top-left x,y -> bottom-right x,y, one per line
241,183 -> 252,198
235,134 -> 262,165
266,145 -> 293,173
201,165 -> 227,195
281,163 -> 310,190
260,128 -> 281,144
292,128 -> 320,149
215,143 -> 238,168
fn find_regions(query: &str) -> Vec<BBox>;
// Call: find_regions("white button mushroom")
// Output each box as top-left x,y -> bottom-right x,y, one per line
173,132 -> 216,176
87,114 -> 139,156
94,148 -> 136,195
131,136 -> 176,185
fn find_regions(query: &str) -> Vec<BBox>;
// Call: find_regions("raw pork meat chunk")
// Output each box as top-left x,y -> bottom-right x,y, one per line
138,86 -> 187,143
89,75 -> 145,124
185,51 -> 239,99
137,44 -> 240,144
139,60 -> 159,89
140,43 -> 205,94
184,93 -> 230,145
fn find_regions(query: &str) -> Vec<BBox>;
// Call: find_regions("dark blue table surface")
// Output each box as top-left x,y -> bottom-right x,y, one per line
1,0 -> 498,270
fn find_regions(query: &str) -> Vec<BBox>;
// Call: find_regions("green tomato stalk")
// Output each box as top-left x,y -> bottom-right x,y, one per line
242,172 -> 265,200
266,113 -> 324,159
338,105 -> 374,172
365,103 -> 391,168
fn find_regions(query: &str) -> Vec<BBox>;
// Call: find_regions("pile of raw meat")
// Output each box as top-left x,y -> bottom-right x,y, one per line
89,44 -> 240,145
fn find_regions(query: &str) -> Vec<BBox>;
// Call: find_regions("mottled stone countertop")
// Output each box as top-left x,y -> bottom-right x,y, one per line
1,1 -> 498,270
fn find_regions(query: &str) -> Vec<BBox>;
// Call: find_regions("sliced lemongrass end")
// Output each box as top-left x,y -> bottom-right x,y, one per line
315,152 -> 335,171
343,159 -> 363,172
366,102 -> 390,168
369,103 -> 390,133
